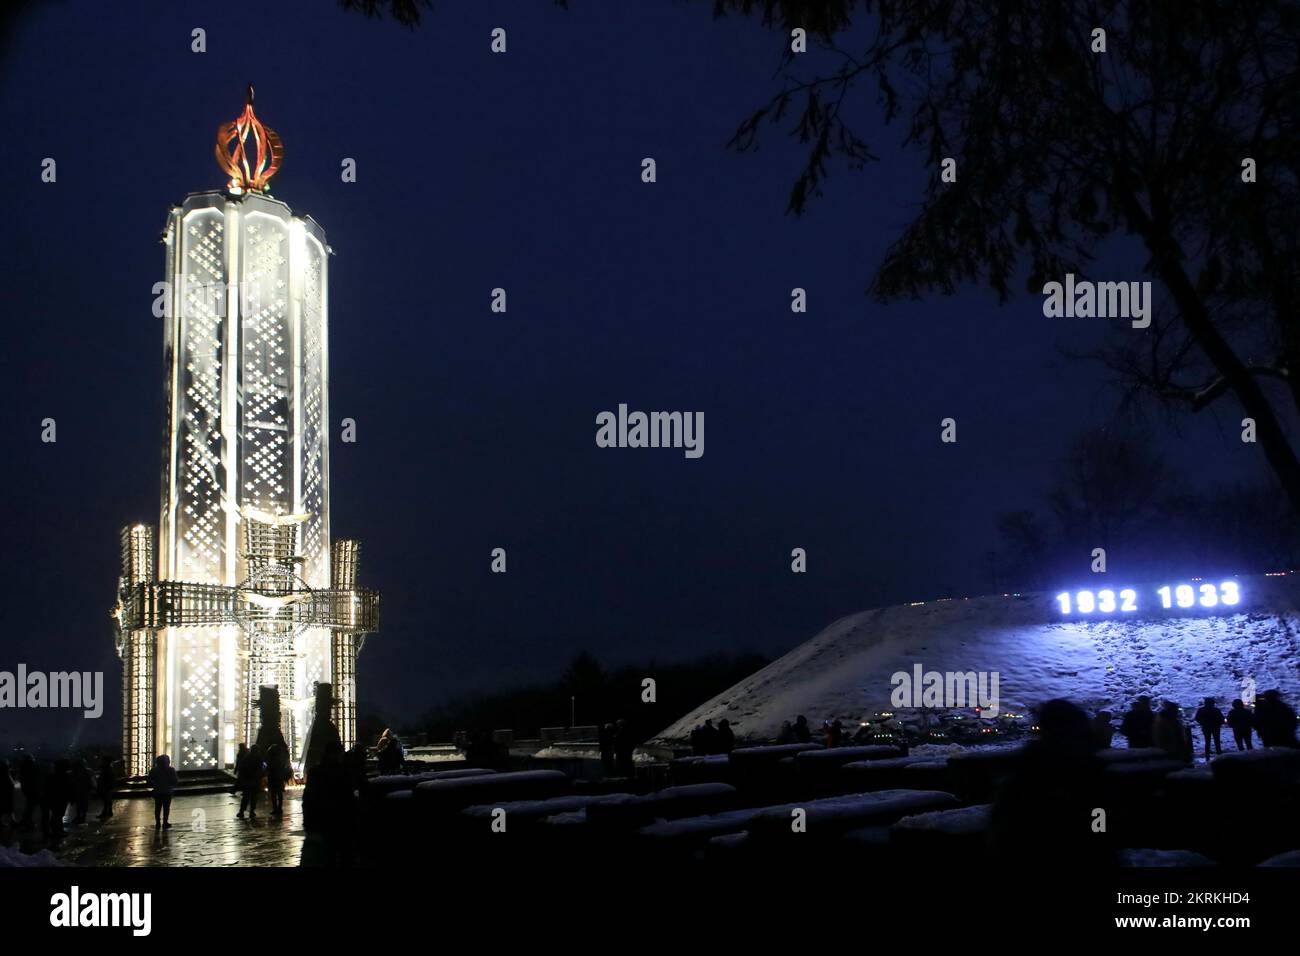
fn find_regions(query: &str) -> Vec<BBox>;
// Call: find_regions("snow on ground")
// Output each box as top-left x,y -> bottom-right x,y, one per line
0,845 -> 64,867
653,573 -> 1300,744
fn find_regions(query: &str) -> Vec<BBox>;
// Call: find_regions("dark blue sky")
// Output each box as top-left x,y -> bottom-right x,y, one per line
0,0 -> 1265,745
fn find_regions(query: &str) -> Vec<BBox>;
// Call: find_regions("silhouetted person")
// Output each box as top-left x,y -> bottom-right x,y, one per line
1089,710 -> 1114,751
344,744 -> 370,801
302,740 -> 355,866
265,743 -> 290,818
793,715 -> 811,743
824,718 -> 844,748
614,719 -> 635,776
17,755 -> 42,827
1255,689 -> 1299,747
1154,702 -> 1190,761
0,760 -> 13,826
251,685 -> 290,815
776,721 -> 795,744
464,729 -> 500,767
1226,699 -> 1254,751
302,683 -> 344,782
716,719 -> 736,754
44,761 -> 71,840
1193,697 -> 1225,759
237,744 -> 264,819
599,722 -> 616,773
697,719 -> 719,757
96,757 -> 118,820
69,759 -> 93,825
375,728 -> 405,776
991,699 -> 1113,866
233,743 -> 250,794
1120,695 -> 1155,748
147,754 -> 178,830
253,686 -> 289,764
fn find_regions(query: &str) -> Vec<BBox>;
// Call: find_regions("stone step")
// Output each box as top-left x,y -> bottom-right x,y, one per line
113,769 -> 237,798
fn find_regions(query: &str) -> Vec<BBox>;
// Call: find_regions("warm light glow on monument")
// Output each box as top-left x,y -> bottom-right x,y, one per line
112,90 -> 379,778
215,84 -> 284,194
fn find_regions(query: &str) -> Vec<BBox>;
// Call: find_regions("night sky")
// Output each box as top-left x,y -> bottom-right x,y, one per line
0,1 -> 1266,746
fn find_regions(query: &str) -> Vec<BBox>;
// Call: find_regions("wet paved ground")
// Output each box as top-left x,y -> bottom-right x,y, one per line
3,788 -> 305,866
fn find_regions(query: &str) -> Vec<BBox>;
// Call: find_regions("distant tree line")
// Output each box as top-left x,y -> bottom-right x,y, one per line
360,650 -> 769,746
994,426 -> 1300,591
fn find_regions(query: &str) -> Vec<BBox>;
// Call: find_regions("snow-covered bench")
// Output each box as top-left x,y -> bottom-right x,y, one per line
944,746 -> 1027,800
459,793 -> 632,834
584,782 -> 738,830
840,755 -> 944,791
1210,747 -> 1300,786
669,754 -> 733,786
899,759 -> 955,792
745,788 -> 960,843
367,767 -> 496,798
637,804 -> 787,847
794,745 -> 904,772
1095,747 -> 1172,764
1119,847 -> 1215,867
729,743 -> 824,766
1103,757 -> 1188,782
1259,849 -> 1300,866
412,769 -> 570,814
888,803 -> 992,855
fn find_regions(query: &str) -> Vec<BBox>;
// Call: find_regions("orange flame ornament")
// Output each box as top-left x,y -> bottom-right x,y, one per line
215,85 -> 283,193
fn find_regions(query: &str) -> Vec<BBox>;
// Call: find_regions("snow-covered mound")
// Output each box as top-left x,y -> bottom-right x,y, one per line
653,573 -> 1300,744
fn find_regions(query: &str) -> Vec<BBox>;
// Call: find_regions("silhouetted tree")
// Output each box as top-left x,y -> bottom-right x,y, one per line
1047,426 -> 1167,550
995,425 -> 1300,588
339,0 -> 432,27
720,1 -> 1300,512
419,651 -> 769,741
339,0 -> 568,28
344,0 -> 1300,510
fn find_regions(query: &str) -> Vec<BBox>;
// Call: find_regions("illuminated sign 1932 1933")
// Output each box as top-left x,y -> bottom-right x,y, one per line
1055,581 -> 1241,616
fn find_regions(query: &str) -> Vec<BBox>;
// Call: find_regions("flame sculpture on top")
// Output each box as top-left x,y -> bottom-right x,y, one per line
215,84 -> 283,193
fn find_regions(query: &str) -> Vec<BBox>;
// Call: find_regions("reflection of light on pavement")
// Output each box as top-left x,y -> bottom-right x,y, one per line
22,790 -> 309,868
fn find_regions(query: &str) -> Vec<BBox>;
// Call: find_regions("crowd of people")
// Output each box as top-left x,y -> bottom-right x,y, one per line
0,755 -> 122,841
686,718 -> 737,756
228,742 -> 294,822
5,686 -> 1297,865
992,691 -> 1300,865
0,717 -> 405,864
742,691 -> 1300,761
1107,690 -> 1299,761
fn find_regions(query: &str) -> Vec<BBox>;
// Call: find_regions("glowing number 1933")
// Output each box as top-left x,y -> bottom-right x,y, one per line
1157,582 -> 1239,609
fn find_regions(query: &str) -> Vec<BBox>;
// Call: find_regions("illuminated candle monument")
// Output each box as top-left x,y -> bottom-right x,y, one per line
112,88 -> 380,778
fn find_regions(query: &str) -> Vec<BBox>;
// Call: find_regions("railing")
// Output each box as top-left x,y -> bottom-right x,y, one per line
116,580 -> 380,632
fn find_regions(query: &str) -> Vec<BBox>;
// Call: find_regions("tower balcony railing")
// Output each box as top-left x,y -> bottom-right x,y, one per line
115,579 -> 380,632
